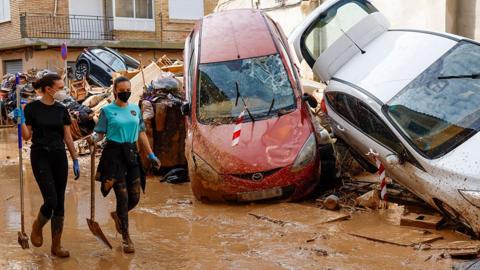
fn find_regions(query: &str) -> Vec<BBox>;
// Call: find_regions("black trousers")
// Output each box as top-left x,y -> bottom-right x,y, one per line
30,148 -> 68,218
113,171 -> 141,236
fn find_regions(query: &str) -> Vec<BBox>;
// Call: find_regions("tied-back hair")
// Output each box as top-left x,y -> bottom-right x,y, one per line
32,73 -> 62,92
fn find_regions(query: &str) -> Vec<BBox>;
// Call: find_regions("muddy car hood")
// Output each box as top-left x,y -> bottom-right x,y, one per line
430,133 -> 480,182
192,109 -> 313,174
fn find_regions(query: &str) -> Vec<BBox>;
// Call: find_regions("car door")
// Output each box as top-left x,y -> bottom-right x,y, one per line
324,91 -> 358,145
90,48 -> 116,85
289,0 -> 389,82
340,93 -> 432,199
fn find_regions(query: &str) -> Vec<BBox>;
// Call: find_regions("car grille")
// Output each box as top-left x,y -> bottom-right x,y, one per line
231,168 -> 282,182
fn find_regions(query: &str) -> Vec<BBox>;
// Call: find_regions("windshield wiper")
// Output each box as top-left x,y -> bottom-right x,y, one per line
438,73 -> 480,80
235,81 -> 255,122
267,98 -> 275,116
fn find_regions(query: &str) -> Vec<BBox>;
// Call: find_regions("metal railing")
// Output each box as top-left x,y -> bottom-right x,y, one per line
20,13 -> 114,40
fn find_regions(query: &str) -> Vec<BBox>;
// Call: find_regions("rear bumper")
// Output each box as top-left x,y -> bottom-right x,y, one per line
190,156 -> 320,202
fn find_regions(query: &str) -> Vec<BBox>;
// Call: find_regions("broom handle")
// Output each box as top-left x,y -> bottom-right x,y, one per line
16,74 -> 25,233
90,144 -> 95,221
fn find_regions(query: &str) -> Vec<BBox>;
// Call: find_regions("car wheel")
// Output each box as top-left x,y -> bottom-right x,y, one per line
434,198 -> 476,237
75,62 -> 89,80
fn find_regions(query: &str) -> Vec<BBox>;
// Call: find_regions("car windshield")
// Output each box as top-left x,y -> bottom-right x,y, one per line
386,41 -> 480,159
197,54 -> 296,124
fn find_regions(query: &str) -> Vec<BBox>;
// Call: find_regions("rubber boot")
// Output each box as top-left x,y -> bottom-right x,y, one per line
122,232 -> 135,254
110,212 -> 122,235
31,212 -> 49,247
51,216 -> 70,258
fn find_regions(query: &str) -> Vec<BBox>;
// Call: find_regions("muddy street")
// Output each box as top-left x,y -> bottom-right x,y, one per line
0,127 -> 474,269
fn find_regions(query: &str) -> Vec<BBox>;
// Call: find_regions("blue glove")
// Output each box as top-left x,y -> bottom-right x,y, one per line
148,153 -> 161,169
13,108 -> 25,124
73,159 -> 80,180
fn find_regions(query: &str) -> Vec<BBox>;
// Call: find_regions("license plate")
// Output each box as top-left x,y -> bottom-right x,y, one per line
237,187 -> 283,202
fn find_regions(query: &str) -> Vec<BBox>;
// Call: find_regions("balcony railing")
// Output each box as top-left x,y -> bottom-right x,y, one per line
20,12 -> 114,40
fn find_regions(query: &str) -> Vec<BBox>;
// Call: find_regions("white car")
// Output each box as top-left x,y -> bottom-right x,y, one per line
290,0 -> 480,235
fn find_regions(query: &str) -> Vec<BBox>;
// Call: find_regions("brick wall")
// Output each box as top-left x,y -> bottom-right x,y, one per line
0,0 -> 21,43
114,0 -> 219,44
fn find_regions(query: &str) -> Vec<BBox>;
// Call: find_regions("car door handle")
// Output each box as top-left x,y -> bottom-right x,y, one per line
336,125 -> 345,132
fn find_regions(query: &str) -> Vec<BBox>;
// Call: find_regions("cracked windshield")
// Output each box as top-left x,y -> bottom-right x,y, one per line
197,54 -> 296,123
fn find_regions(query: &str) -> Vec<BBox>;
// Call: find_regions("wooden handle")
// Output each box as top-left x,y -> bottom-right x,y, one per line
90,144 -> 95,221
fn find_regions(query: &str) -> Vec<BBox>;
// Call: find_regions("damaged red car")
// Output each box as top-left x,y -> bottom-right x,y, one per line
181,9 -> 334,202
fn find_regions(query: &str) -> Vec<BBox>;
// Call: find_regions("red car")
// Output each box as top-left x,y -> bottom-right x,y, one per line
181,9 -> 335,202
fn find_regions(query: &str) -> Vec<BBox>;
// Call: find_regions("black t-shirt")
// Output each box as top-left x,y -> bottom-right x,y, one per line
24,100 -> 71,150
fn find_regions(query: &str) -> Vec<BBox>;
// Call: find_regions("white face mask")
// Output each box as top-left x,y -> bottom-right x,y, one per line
53,90 -> 68,102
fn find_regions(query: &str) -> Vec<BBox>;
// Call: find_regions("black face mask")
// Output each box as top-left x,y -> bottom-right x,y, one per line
117,91 -> 131,103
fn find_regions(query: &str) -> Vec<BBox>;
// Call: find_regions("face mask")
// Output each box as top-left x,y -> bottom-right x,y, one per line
117,91 -> 131,103
53,90 -> 68,102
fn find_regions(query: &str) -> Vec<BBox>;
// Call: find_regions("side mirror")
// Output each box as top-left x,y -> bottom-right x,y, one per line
181,102 -> 191,116
386,154 -> 400,167
302,93 -> 318,108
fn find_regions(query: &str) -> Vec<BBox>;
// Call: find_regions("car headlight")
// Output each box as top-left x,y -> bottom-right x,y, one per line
459,190 -> 480,208
193,153 -> 221,183
291,133 -> 317,172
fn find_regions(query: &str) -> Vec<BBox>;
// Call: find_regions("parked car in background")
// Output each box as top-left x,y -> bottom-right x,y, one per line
75,47 -> 140,87
182,9 -> 335,202
290,0 -> 480,235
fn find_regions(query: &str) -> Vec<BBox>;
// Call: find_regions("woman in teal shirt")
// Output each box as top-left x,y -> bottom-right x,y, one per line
89,76 -> 160,253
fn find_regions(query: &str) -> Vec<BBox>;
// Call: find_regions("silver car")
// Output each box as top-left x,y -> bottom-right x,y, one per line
290,0 -> 480,235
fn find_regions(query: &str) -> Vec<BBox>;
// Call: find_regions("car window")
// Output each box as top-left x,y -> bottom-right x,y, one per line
197,54 -> 296,124
325,92 -> 357,125
110,57 -> 126,71
386,40 -> 480,159
353,100 -> 404,154
302,0 -> 376,66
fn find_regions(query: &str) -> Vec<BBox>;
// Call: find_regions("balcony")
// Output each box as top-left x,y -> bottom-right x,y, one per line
20,13 -> 114,41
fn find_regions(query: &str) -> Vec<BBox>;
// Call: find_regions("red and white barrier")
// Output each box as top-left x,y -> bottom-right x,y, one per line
232,109 -> 245,147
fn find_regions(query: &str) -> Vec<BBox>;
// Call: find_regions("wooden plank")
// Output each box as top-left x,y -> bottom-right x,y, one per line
430,241 -> 480,250
249,203 -> 350,227
129,62 -> 162,106
348,225 -> 443,247
400,213 -> 444,230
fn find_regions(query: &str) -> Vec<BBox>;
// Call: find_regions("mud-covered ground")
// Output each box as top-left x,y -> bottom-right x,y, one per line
0,127 -> 476,270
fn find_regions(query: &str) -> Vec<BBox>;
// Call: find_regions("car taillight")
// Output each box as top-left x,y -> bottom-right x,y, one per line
320,98 -> 327,114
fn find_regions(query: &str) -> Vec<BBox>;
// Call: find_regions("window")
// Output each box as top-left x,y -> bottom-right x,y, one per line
91,49 -> 125,71
197,54 -> 296,124
187,31 -> 198,102
325,92 -> 357,125
168,0 -> 204,20
0,0 -> 11,23
326,92 -> 403,154
302,0 -> 376,66
386,41 -> 480,159
4,60 -> 23,75
354,101 -> 404,154
115,0 -> 153,19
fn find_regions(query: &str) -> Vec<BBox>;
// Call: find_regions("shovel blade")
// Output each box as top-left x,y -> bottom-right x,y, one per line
17,231 -> 29,249
87,218 -> 112,249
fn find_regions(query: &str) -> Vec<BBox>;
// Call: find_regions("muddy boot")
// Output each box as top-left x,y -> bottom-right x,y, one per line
31,212 -> 49,247
122,233 -> 135,254
51,216 -> 70,258
110,212 -> 122,234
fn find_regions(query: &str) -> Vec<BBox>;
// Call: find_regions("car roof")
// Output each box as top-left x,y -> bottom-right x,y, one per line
333,30 -> 459,103
199,9 -> 278,64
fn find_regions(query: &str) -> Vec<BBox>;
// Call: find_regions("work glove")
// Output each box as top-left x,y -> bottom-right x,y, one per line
13,108 -> 25,124
73,159 -> 80,180
148,153 -> 161,170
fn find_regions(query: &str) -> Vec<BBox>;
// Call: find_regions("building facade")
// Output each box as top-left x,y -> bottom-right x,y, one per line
0,0 -> 219,75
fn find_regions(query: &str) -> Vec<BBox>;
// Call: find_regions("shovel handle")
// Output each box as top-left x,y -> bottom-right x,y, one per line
90,144 -> 95,221
16,74 -> 26,233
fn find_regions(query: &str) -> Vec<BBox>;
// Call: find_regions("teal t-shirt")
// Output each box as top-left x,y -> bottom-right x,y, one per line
94,103 -> 146,143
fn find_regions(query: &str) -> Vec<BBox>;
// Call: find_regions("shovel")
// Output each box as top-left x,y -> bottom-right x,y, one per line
15,74 -> 29,249
86,144 -> 112,249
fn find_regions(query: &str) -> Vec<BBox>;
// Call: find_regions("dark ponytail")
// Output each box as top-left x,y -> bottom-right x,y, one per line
32,73 -> 62,92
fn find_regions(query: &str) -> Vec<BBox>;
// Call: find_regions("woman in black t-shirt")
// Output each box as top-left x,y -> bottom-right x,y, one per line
17,73 -> 79,258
